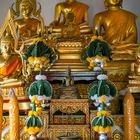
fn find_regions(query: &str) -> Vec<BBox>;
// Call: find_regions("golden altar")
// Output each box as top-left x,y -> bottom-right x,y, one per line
0,0 -> 140,139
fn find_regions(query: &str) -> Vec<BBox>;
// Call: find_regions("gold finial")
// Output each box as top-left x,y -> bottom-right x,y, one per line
20,0 -> 32,7
21,0 -> 31,4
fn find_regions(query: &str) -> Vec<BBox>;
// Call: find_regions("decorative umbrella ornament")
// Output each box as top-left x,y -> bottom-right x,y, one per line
28,73 -> 53,110
89,71 -> 117,140
86,35 -> 117,140
81,35 -> 112,70
23,37 -> 57,72
24,102 -> 43,140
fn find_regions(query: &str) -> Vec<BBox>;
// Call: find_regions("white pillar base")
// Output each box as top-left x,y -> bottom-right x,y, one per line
29,135 -> 37,140
99,133 -> 107,140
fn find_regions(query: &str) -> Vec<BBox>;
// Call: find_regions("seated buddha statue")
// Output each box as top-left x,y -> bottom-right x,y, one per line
93,0 -> 139,60
50,0 -> 91,37
0,32 -> 23,87
14,0 -> 42,39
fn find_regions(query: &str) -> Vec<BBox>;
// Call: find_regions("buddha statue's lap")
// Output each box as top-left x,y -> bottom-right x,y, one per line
14,18 -> 41,39
93,0 -> 138,61
50,0 -> 91,37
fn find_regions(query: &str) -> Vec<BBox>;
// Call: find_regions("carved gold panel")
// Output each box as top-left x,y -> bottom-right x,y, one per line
48,125 -> 90,140
50,99 -> 89,124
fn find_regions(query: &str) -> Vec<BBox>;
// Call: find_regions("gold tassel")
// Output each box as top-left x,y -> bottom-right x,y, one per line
9,89 -> 20,140
124,91 -> 135,140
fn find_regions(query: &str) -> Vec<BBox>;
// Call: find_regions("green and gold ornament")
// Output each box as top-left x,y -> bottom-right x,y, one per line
24,102 -> 43,135
81,35 -> 112,70
23,37 -> 57,71
89,72 -> 117,137
28,74 -> 53,109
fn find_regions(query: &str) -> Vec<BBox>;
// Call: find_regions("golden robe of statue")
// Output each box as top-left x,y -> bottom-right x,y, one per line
0,33 -> 22,84
50,0 -> 91,36
54,0 -> 89,25
93,0 -> 138,58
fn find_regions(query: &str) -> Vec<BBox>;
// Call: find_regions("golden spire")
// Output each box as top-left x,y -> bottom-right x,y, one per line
20,0 -> 32,6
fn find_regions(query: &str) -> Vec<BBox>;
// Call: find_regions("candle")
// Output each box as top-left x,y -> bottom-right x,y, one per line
9,89 -> 20,140
124,91 -> 135,140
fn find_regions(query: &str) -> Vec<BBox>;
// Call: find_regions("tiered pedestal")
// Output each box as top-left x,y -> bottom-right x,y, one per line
49,41 -> 89,72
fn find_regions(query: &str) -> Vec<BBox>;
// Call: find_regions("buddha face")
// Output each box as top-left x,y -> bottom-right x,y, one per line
20,1 -> 32,17
104,0 -> 122,7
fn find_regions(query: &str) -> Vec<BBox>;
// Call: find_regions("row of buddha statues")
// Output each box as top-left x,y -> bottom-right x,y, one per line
6,0 -> 137,44
0,0 -> 139,87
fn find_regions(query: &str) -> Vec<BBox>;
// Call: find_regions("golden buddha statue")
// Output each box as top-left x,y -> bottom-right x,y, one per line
0,32 -> 23,87
13,0 -> 42,39
50,0 -> 91,37
93,0 -> 138,60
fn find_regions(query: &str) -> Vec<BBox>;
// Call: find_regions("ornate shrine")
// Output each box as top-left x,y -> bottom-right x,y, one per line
0,0 -> 140,140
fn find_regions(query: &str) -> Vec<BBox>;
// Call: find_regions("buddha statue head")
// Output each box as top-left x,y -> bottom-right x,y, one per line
104,0 -> 123,8
11,0 -> 41,18
0,32 -> 14,55
20,0 -> 33,18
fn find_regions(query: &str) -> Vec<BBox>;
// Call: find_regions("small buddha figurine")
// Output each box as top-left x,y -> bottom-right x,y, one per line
0,32 -> 22,86
62,67 -> 74,87
56,68 -> 80,99
50,0 -> 91,36
14,0 -> 42,39
93,0 -> 138,58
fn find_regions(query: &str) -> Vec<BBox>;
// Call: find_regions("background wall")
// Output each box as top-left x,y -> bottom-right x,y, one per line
0,0 -> 140,42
